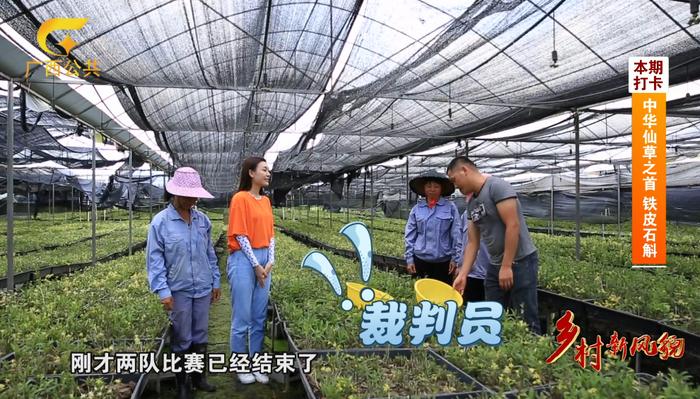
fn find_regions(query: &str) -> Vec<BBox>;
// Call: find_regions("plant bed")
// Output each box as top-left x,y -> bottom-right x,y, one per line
298,348 -> 493,399
272,302 -> 300,354
263,302 -> 291,351
273,232 -> 700,395
0,352 -> 15,368
0,232 -> 111,258
539,289 -> 700,383
0,240 -> 147,290
503,383 -> 556,398
0,229 -> 150,277
0,253 -> 168,397
41,326 -> 168,399
281,224 -> 679,338
538,289 -> 700,371
277,227 -> 406,274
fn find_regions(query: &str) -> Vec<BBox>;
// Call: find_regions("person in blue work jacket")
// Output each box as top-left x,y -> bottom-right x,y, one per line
147,167 -> 221,399
404,170 -> 462,285
454,195 -> 492,303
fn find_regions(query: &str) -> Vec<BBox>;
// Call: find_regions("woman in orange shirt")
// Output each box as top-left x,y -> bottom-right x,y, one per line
227,156 -> 275,385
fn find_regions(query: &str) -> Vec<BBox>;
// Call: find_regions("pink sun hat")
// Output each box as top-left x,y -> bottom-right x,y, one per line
165,167 -> 214,199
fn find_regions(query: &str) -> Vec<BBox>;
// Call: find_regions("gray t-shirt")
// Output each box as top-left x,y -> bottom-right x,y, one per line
466,176 -> 537,266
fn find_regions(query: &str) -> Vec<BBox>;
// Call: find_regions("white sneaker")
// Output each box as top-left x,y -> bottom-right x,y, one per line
237,372 -> 256,385
253,372 -> 269,384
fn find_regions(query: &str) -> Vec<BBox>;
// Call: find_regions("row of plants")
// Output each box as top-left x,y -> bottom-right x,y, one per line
298,208 -> 621,236
277,207 -> 700,254
272,233 -> 699,398
340,207 -> 699,242
0,217 -> 119,238
309,350 -> 479,398
0,208 -> 155,231
0,252 -> 167,398
532,235 -> 698,281
0,220 -> 151,255
197,207 -> 227,222
275,213 -> 696,279
274,217 -> 700,334
0,224 -> 149,277
276,207 -> 406,234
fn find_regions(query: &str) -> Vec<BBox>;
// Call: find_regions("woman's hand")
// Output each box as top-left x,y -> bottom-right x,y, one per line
263,262 -> 273,276
449,261 -> 457,276
254,265 -> 267,287
211,288 -> 221,303
161,296 -> 174,311
407,263 -> 416,274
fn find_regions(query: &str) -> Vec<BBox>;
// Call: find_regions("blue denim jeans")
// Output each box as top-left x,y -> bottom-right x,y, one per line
228,249 -> 271,356
484,251 -> 540,334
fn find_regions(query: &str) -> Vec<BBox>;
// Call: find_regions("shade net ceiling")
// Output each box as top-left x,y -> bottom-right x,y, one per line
276,97 -> 700,194
273,0 -> 700,178
0,92 -> 127,168
1,0 -> 363,193
4,0 -> 700,194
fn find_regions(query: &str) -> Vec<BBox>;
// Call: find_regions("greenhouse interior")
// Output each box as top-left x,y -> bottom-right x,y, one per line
1,0 -> 700,398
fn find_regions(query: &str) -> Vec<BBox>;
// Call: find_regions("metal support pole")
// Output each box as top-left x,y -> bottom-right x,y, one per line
26,185 -> 30,220
617,165 -> 622,238
91,130 -> 97,266
346,180 -> 350,223
362,169 -> 367,209
71,186 -> 74,216
316,183 -> 320,226
128,150 -> 133,256
6,79 -> 15,290
329,189 -> 333,227
370,168 -> 375,232
51,183 -> 55,221
163,173 -> 167,209
550,174 -> 554,235
406,156 -> 410,219
574,111 -> 581,261
149,166 -> 153,219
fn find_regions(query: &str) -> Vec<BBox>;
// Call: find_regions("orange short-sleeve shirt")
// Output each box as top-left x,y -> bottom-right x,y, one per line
227,191 -> 275,253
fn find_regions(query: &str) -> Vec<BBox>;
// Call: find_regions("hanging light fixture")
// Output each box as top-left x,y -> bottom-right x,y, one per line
550,11 -> 559,68
688,0 -> 699,25
390,103 -> 395,130
448,83 -> 453,121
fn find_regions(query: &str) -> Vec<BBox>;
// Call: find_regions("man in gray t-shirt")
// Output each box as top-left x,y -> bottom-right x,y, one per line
447,156 -> 540,334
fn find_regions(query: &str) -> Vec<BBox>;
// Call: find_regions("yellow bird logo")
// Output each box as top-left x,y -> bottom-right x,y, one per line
37,17 -> 88,56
